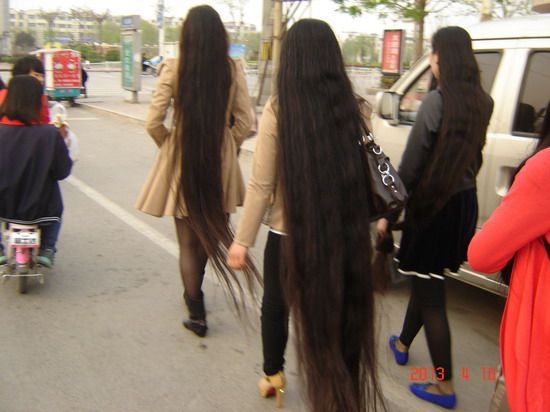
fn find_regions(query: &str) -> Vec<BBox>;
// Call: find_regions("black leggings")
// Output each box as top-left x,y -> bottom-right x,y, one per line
174,218 -> 207,300
399,276 -> 453,381
261,232 -> 289,376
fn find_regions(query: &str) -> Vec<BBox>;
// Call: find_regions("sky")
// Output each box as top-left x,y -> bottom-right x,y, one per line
11,0 -> 480,38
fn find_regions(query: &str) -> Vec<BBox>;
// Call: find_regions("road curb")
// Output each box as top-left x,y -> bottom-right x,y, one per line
77,102 -> 146,123
77,101 -> 257,154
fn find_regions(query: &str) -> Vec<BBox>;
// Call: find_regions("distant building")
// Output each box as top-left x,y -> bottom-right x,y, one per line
224,21 -> 257,38
533,0 -> 550,12
0,0 -> 10,55
10,9 -> 96,47
8,9 -> 258,51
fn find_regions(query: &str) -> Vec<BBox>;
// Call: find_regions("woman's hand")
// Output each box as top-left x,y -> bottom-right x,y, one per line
227,243 -> 249,269
58,125 -> 69,139
376,218 -> 389,237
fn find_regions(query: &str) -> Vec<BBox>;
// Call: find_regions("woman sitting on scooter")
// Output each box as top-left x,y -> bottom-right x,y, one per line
0,75 -> 72,267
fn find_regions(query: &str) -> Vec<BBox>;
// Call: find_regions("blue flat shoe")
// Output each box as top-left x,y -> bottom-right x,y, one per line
410,383 -> 457,409
389,335 -> 408,365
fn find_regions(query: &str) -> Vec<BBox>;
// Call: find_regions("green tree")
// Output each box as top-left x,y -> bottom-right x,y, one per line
241,31 -> 261,61
461,0 -> 532,19
165,24 -> 181,43
14,31 -> 36,51
334,0 -> 533,63
90,10 -> 110,43
102,20 -> 121,44
342,34 -> 378,66
69,8 -> 90,42
68,42 -> 102,62
141,20 -> 159,45
334,0 -> 433,63
105,48 -> 120,61
39,9 -> 59,43
222,0 -> 249,42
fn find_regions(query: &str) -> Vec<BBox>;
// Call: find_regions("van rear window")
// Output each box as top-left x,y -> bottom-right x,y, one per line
513,51 -> 550,136
476,52 -> 502,95
398,52 -> 501,125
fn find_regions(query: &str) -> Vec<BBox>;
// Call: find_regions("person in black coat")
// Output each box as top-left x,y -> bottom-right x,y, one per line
0,75 -> 72,267
81,67 -> 88,98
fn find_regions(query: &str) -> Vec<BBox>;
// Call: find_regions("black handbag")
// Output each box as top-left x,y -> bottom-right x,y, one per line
359,132 -> 408,221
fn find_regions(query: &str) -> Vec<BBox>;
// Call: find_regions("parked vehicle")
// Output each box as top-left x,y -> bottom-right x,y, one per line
0,223 -> 45,294
372,14 -> 550,296
142,55 -> 163,76
32,48 -> 82,106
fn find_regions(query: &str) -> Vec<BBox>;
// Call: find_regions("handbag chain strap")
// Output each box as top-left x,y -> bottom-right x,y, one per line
359,133 -> 397,188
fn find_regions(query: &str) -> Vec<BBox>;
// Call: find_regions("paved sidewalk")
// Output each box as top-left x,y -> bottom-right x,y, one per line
72,90 -> 502,412
77,92 -> 259,153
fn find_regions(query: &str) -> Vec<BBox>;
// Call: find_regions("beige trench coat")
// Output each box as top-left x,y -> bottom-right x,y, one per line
235,96 -> 372,248
135,58 -> 253,217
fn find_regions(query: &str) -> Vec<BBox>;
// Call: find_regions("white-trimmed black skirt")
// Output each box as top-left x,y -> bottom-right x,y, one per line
396,188 -> 478,278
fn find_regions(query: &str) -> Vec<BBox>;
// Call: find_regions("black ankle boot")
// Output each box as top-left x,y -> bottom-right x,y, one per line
183,292 -> 208,337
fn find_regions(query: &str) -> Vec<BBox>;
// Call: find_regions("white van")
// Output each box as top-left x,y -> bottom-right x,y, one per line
372,14 -> 550,296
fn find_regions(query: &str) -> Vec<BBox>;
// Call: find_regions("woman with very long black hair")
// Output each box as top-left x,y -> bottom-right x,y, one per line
379,26 -> 494,409
227,19 -> 384,412
136,5 -> 259,337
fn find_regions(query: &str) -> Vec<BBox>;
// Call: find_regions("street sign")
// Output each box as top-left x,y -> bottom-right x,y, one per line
157,0 -> 165,29
381,30 -> 405,75
229,44 -> 246,60
121,15 -> 140,30
121,15 -> 142,95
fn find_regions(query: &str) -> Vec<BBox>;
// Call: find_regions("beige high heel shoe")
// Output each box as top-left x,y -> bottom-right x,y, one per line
258,371 -> 286,408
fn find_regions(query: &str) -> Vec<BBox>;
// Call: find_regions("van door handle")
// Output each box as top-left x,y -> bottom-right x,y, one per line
495,166 -> 516,197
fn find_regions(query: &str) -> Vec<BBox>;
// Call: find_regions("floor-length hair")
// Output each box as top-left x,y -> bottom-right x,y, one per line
277,19 -> 385,412
173,5 -> 259,311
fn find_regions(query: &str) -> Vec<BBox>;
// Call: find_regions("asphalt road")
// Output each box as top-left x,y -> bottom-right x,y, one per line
0,84 -> 505,412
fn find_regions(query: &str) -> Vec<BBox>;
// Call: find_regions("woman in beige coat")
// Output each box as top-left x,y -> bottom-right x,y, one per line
136,5 -> 258,337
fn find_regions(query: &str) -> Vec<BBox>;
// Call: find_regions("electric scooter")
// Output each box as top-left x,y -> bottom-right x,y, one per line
0,223 -> 45,294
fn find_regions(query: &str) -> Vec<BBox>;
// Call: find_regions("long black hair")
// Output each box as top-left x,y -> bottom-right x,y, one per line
514,99 -> 550,174
277,19 -> 384,412
0,75 -> 43,125
406,26 -> 493,224
173,5 -> 258,312
12,55 -> 45,76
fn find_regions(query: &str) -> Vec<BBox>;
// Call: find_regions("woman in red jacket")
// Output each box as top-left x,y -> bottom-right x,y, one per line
0,56 -> 50,124
468,99 -> 550,412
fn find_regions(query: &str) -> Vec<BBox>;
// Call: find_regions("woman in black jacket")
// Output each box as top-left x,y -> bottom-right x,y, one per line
378,27 -> 494,409
0,75 -> 72,267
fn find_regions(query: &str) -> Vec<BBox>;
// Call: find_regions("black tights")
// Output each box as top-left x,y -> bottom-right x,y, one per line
174,218 -> 207,300
399,276 -> 453,381
261,232 -> 289,375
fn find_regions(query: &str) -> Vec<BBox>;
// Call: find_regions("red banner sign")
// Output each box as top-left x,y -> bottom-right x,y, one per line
52,50 -> 81,88
382,30 -> 404,75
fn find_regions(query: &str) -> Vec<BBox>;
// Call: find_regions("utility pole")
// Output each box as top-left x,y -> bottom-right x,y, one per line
412,0 -> 425,63
271,0 -> 283,91
0,0 -> 10,56
481,0 -> 492,21
157,0 -> 165,57
257,0 -> 274,105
